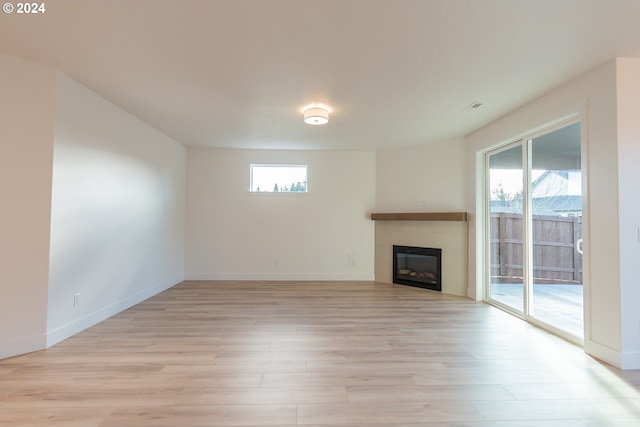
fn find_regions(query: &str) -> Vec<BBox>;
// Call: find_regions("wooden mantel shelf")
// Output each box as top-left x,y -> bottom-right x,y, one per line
370,212 -> 468,222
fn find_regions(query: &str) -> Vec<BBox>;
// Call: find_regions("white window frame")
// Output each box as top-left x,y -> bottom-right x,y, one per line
249,164 -> 308,193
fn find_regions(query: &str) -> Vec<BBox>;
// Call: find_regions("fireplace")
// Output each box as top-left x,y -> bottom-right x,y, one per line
393,245 -> 442,291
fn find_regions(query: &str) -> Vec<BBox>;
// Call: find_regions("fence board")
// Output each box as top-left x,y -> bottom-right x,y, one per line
490,213 -> 582,285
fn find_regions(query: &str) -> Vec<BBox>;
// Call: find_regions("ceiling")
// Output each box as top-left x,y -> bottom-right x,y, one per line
2,0 -> 640,151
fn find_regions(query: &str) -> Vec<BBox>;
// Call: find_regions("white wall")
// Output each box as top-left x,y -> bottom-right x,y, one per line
375,138 -> 467,213
616,58 -> 640,368
374,139 -> 468,296
47,73 -> 186,346
186,148 -> 375,280
0,54 -> 54,358
465,58 -> 640,368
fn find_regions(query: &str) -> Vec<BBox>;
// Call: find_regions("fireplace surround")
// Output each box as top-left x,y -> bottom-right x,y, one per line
393,245 -> 442,291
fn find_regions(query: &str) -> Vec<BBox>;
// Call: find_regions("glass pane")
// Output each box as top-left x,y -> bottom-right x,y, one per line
488,144 -> 524,313
250,164 -> 307,192
530,123 -> 583,338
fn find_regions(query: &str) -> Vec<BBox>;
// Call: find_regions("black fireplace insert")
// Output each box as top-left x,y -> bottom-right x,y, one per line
393,245 -> 442,291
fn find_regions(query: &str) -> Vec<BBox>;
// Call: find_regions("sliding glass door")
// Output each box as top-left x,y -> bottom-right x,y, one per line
529,124 -> 583,337
488,143 -> 524,314
486,122 -> 583,341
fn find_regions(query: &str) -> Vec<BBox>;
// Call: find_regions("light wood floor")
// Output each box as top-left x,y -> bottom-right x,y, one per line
1,281 -> 640,426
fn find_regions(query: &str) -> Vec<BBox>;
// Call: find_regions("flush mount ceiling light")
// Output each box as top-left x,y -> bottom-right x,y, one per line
302,104 -> 330,125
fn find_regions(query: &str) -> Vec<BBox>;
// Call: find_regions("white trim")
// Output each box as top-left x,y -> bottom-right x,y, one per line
470,151 -> 485,301
523,139 -> 533,316
578,104 -> 592,352
588,340 -> 622,368
0,333 -> 47,360
46,277 -> 181,347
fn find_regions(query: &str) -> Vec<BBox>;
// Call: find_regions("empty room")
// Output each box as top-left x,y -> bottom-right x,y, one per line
1,1 -> 640,426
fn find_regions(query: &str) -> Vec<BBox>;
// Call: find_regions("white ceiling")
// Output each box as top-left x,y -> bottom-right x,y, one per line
2,0 -> 640,151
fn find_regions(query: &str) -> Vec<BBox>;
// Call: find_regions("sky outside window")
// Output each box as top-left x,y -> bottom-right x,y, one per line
250,164 -> 308,192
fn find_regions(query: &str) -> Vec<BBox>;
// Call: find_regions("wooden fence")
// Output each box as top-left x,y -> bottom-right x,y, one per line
490,213 -> 582,285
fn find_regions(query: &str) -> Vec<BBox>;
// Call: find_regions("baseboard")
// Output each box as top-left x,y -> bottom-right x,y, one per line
586,340 -> 621,368
46,276 -> 182,348
0,333 -> 47,360
184,273 -> 375,281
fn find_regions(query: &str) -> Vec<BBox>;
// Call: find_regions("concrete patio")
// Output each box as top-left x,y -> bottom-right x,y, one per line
491,283 -> 584,338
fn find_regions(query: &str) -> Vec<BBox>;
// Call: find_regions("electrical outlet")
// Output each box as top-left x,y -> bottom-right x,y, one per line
73,293 -> 80,307
347,253 -> 356,267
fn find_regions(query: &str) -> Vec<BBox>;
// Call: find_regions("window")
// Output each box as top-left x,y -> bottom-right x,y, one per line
250,164 -> 308,193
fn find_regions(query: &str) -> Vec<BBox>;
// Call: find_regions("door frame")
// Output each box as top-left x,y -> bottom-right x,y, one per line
482,116 -> 587,346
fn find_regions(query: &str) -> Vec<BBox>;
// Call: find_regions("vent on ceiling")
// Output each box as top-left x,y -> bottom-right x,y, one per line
461,101 -> 483,112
